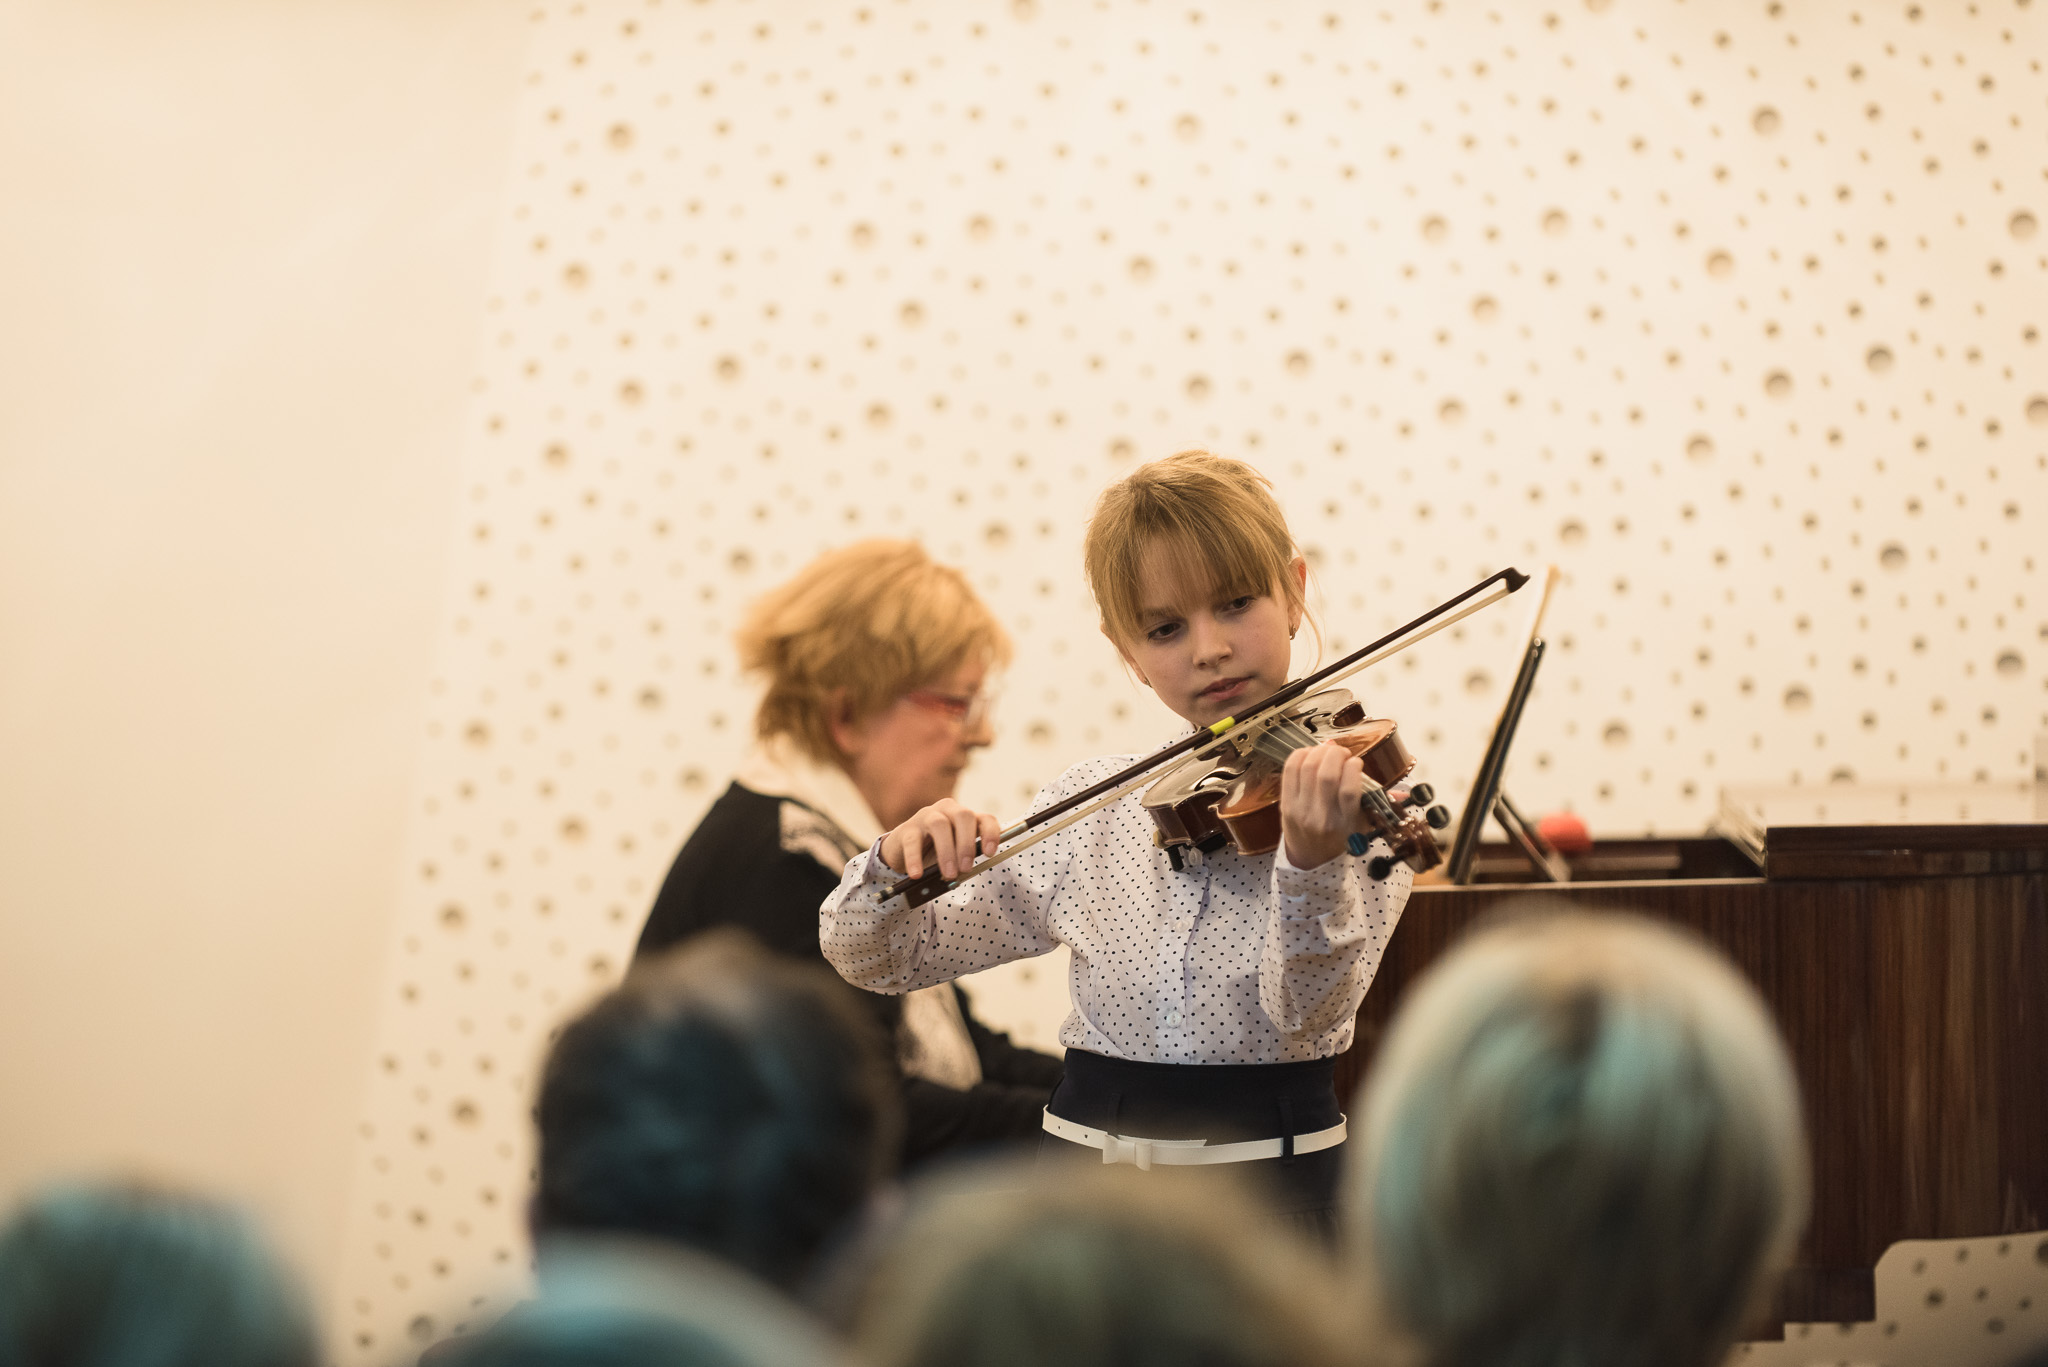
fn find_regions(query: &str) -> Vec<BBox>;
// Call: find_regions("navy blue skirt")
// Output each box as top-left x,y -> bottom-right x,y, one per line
1036,1048 -> 1345,1236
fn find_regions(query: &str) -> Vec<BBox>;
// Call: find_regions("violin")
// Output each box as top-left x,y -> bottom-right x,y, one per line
1141,688 -> 1451,879
884,566 -> 1530,909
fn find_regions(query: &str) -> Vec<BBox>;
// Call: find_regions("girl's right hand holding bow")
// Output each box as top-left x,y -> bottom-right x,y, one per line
881,798 -> 1004,879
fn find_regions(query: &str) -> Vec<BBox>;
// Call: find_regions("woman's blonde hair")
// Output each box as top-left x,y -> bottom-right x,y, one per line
736,540 -> 1010,765
856,1161 -> 1353,1367
1083,450 -> 1315,649
1347,905 -> 1809,1367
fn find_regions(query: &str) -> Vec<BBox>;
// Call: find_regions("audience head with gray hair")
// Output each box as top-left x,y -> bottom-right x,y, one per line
1347,907 -> 1808,1367
855,1161 -> 1353,1367
533,928 -> 901,1297
0,1183 -> 314,1367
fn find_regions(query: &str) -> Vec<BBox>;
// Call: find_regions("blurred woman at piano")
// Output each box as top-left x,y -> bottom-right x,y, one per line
634,539 -> 1062,1170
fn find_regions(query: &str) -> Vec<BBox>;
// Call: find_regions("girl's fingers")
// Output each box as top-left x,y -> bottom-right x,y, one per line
948,807 -> 983,877
1309,744 -> 1345,813
1284,745 -> 1322,802
926,812 -> 960,880
886,800 -> 1003,883
1323,750 -> 1350,816
889,802 -> 1002,884
1282,744 -> 1349,827
1284,746 -> 1320,807
908,805 -> 948,879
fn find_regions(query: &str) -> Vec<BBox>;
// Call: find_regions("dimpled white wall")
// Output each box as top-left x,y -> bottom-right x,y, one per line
1736,1231 -> 2048,1366
332,0 -> 2046,1358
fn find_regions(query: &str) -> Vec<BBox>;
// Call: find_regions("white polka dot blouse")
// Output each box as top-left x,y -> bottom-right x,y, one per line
820,751 -> 1415,1065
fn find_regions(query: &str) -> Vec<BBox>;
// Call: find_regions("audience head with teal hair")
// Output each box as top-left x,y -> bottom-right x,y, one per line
0,1183 -> 314,1367
1347,906 -> 1808,1367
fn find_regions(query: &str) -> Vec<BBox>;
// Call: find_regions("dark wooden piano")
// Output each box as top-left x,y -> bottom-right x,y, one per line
1337,782 -> 2048,1330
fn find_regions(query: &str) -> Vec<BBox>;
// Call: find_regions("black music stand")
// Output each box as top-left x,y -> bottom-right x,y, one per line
1445,636 -> 1567,885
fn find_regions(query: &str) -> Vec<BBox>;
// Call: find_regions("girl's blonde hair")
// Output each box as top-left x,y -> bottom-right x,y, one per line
1082,450 -> 1314,649
1347,905 -> 1809,1367
736,540 -> 1011,765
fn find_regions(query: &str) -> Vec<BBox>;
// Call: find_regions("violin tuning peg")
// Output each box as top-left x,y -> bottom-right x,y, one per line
1346,832 -> 1370,858
1425,804 -> 1451,830
1366,855 -> 1396,880
1407,782 -> 1435,807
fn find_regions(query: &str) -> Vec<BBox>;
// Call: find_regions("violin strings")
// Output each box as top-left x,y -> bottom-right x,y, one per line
1247,726 -> 1291,765
1247,715 -> 1321,766
1273,717 -> 1318,751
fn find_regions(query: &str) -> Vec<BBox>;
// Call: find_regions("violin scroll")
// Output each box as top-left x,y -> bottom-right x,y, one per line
1349,781 -> 1452,880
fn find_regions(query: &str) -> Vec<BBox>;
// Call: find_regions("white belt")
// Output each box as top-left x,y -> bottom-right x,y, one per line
1041,1108 -> 1347,1170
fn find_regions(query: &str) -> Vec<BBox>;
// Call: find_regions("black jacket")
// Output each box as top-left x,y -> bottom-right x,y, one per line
635,782 -> 1063,1169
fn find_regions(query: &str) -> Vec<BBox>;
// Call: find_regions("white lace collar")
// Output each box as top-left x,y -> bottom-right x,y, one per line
732,734 -> 883,848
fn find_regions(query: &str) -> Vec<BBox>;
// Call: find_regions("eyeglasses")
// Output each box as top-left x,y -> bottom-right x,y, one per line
904,689 -> 995,731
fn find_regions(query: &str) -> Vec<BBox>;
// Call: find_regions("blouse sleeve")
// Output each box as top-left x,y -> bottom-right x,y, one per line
1257,837 -> 1412,1038
818,770 -> 1081,995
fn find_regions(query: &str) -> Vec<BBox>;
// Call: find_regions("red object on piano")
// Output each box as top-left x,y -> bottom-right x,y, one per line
1536,810 -> 1592,855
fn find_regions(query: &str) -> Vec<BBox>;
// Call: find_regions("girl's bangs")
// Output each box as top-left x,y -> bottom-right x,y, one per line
1111,514 -> 1288,638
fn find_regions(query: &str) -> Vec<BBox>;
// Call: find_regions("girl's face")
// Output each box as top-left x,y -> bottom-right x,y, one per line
1114,552 -> 1305,729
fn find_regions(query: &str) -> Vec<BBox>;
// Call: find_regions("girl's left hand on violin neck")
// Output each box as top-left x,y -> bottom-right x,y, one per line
1278,743 -> 1371,870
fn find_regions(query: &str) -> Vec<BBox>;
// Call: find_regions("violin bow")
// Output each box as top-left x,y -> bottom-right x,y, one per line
883,565 -> 1531,908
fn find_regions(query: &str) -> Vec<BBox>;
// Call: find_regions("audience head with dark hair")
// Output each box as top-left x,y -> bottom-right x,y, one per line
1347,906 -> 1809,1367
534,927 -> 900,1293
854,1162 -> 1352,1367
0,1183 -> 314,1367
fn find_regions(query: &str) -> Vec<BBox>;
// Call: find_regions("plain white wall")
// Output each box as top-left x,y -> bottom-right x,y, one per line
0,0 -> 528,1305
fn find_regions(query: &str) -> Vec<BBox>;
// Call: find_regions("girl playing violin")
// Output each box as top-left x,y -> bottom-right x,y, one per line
820,451 -> 1412,1231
